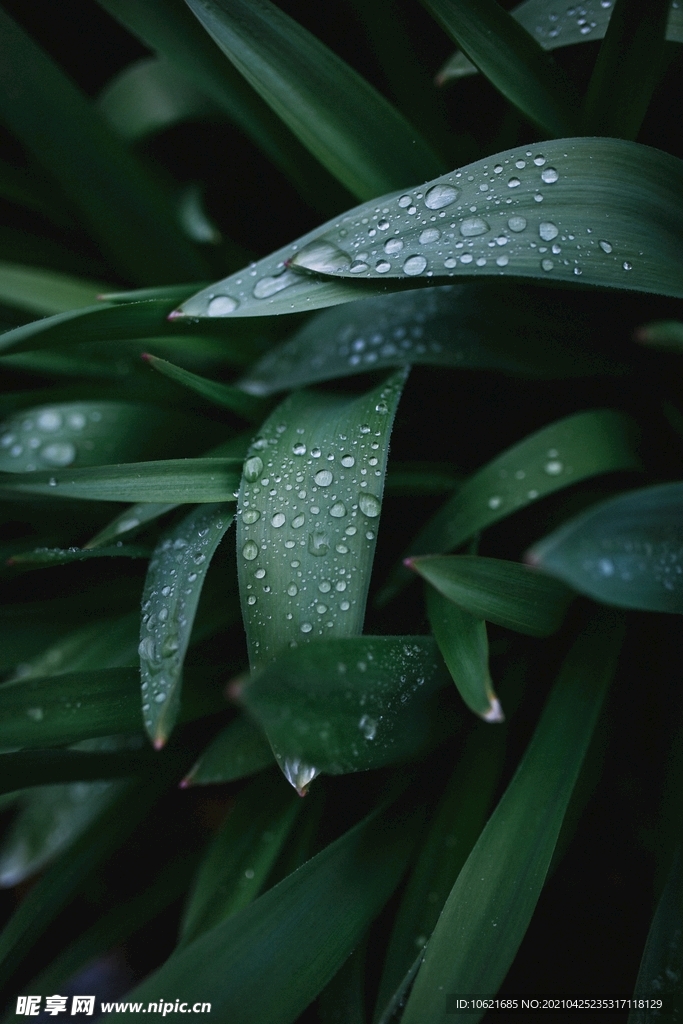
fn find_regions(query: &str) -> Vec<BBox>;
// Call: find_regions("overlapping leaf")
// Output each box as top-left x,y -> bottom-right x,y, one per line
176,138 -> 683,321
0,263 -> 107,317
237,372 -> 407,670
182,716 -> 274,786
143,353 -> 268,420
629,847 -> 683,1023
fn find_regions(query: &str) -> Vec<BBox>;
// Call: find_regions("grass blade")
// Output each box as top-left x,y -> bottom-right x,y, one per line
401,610 -> 624,1024
184,0 -> 443,201
0,263 -> 107,317
6,546 -> 149,570
0,9 -> 207,284
176,138 -> 683,320
239,636 -> 454,792
582,0 -> 670,139
380,408 -> 641,604
420,0 -> 579,137
408,555 -> 573,636
237,371 -> 407,670
179,771 -> 299,946
375,726 -> 505,1017
427,587 -> 500,721
237,284 -> 618,396
528,482 -> 683,613
436,0 -> 683,85
105,795 -> 420,1024
140,503 -> 233,747
0,457 -> 242,504
142,352 -> 268,420
98,56 -> 218,142
629,847 -> 683,1023
182,716 -> 274,786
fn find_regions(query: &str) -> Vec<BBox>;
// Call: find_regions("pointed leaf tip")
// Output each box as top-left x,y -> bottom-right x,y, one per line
483,697 -> 505,723
153,737 -> 166,751
167,310 -> 183,321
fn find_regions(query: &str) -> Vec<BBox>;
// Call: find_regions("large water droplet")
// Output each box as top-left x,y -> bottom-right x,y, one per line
271,512 -> 286,528
539,221 -> 559,241
291,240 -> 351,274
243,456 -> 263,482
281,757 -> 318,795
314,469 -> 333,487
253,269 -> 299,299
242,509 -> 261,524
341,455 -> 355,468
292,514 -> 305,529
419,227 -> 441,244
242,540 -> 259,560
375,260 -> 391,273
599,240 -> 613,253
507,177 -> 521,189
398,195 -> 412,208
508,216 -> 527,232
330,501 -> 347,518
207,295 -> 238,316
544,460 -> 563,475
41,442 -> 76,467
300,621 -> 313,633
541,167 -> 559,184
292,442 -> 307,456
384,237 -> 403,255
359,493 -> 381,518
424,183 -> 459,210
460,216 -> 489,238
287,583 -> 298,596
37,410 -> 62,432
359,714 -> 377,740
403,255 -> 427,276
349,260 -> 369,274
308,531 -> 329,556
541,258 -> 554,272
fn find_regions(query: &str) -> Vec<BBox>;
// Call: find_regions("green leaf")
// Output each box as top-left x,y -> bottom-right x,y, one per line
0,457 -> 242,504
140,503 -> 233,747
179,771 -> 299,946
380,408 -> 641,605
0,9 -> 207,285
143,352 -> 268,420
98,56 -> 219,142
5,613 -> 139,681
635,319 -> 683,351
528,482 -> 683,613
409,555 -> 573,636
375,726 -> 505,1017
0,778 -> 125,887
183,0 -> 443,201
96,0 -> 349,213
318,942 -> 367,1024
0,749 -> 159,796
237,371 -> 407,670
420,0 -> 579,137
385,463 -> 460,497
105,795 -> 420,1024
427,587 -> 500,721
582,0 -> 670,138
628,847 -> 683,1023
237,283 -> 618,395
84,434 -> 251,548
436,0 -> 683,85
0,401 -> 209,475
182,716 -> 274,786
401,610 -> 624,1024
175,138 -> 683,321
6,545 -> 149,570
0,263 -> 108,317
240,636 -> 454,793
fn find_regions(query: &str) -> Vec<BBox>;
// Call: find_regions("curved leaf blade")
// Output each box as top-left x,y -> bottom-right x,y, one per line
427,587 -> 500,721
179,771 -> 299,946
409,555 -> 573,636
528,482 -> 683,613
629,847 -> 683,1023
182,716 -> 274,786
420,0 -> 579,137
237,371 -> 407,670
380,408 -> 641,604
105,796 -> 420,1024
0,263 -> 107,317
7,545 -> 149,570
237,284 -> 619,396
176,138 -> 683,320
0,457 -> 242,504
184,0 -> 443,201
140,503 -> 233,746
240,636 -> 454,791
401,610 -> 624,1024
142,352 -> 268,420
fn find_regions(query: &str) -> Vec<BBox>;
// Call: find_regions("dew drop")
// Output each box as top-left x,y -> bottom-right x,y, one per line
507,177 -> 521,188
460,216 -> 489,237
292,514 -> 305,529
341,455 -> 355,468
41,442 -> 76,467
292,442 -> 307,456
424,183 -> 459,210
403,254 -> 427,276
544,460 -> 563,475
375,260 -> 391,273
318,581 -> 331,593
242,540 -> 259,560
419,227 -> 441,244
496,255 -> 509,267
539,221 -> 559,241
290,240 -> 351,273
300,622 -> 313,634
384,237 -> 403,255
398,195 -> 412,208
271,512 -> 286,528
359,493 -> 381,518
37,410 -> 62,432
68,412 -> 86,430
375,401 -> 388,414
378,219 -> 389,230
308,531 -> 329,556
541,167 -> 559,184
340,600 -> 350,611
488,495 -> 502,509
207,295 -> 238,316
243,456 -> 263,482
541,258 -> 554,271
287,583 -> 298,596
599,240 -> 613,254
253,270 -> 299,299
349,260 -> 369,274
330,502 -> 347,518
508,215 -> 527,232
242,509 -> 261,524
359,714 -> 377,740
314,469 -> 333,487
623,261 -> 632,271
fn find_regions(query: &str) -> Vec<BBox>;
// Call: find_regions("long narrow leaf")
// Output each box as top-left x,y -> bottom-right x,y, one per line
237,372 -> 407,670
184,0 -> 443,201
176,138 -> 683,320
0,9 -> 207,284
401,610 -> 624,1024
182,716 -> 274,786
0,263 -> 107,317
142,352 -> 268,420
420,0 -> 579,137
629,847 -> 683,1023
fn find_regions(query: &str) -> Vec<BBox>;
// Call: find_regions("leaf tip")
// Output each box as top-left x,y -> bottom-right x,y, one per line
153,736 -> 166,751
141,352 -> 152,362
178,776 -> 191,789
403,557 -> 415,570
483,697 -> 505,723
167,310 -> 184,321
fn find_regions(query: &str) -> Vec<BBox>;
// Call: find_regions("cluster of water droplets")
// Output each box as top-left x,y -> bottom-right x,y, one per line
580,536 -> 683,593
238,376 -> 405,665
0,406 -> 95,472
526,0 -> 680,47
481,445 -> 574,521
139,505 -> 232,736
284,147 -> 634,285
